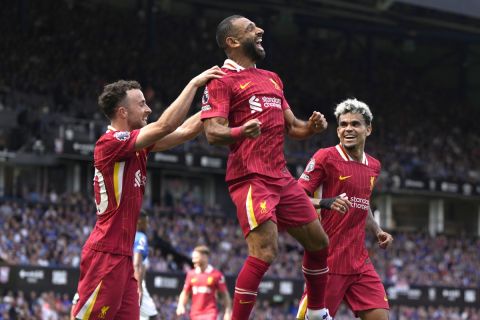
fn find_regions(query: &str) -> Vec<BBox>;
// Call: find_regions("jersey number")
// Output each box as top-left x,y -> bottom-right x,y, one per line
93,168 -> 108,215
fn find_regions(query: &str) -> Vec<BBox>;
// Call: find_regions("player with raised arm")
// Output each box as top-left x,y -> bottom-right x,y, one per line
296,99 -> 393,320
133,211 -> 158,320
202,15 -> 332,320
176,245 -> 232,320
72,66 -> 224,320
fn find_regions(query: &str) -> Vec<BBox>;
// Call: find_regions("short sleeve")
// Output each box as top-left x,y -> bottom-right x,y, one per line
95,129 -> 140,168
201,79 -> 231,120
133,233 -> 147,254
216,272 -> 227,293
183,272 -> 192,293
298,149 -> 327,195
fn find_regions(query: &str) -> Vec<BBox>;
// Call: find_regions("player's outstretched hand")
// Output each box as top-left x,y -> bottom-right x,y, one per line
308,111 -> 328,133
243,119 -> 262,138
190,66 -> 226,87
377,231 -> 393,249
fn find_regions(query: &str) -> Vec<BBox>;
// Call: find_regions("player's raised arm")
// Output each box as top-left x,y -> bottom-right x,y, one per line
284,109 -> 328,139
135,66 -> 225,150
150,111 -> 203,152
203,117 -> 261,146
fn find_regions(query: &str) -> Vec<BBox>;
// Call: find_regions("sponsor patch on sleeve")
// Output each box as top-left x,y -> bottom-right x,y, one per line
202,87 -> 209,104
305,159 -> 315,173
114,131 -> 130,141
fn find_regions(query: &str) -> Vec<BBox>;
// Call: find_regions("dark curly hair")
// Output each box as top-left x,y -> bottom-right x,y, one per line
98,80 -> 141,119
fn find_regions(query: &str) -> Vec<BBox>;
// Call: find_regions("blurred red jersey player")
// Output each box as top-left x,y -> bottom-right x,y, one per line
177,245 -> 232,320
72,66 -> 224,320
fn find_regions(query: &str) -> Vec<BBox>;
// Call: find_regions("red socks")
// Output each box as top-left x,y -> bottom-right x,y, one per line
302,248 -> 329,309
232,256 -> 270,320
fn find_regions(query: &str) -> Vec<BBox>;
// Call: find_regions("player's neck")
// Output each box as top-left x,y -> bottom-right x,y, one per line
342,145 -> 364,162
110,120 -> 130,132
228,54 -> 256,69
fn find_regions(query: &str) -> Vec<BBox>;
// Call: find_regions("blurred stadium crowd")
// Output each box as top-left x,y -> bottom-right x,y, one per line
1,0 -> 479,184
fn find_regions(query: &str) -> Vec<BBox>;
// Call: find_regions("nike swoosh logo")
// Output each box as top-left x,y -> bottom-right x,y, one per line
239,300 -> 254,304
339,175 -> 352,181
240,81 -> 252,89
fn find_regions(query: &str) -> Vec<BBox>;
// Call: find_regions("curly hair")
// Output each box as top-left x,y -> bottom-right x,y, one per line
98,80 -> 141,119
334,98 -> 373,125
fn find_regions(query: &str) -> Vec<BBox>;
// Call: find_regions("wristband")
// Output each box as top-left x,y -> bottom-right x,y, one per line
230,126 -> 245,139
319,197 -> 336,209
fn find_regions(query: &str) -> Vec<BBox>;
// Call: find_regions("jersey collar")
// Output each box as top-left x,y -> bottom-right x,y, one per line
107,125 -> 118,132
195,264 -> 214,274
335,144 -> 368,165
222,59 -> 256,72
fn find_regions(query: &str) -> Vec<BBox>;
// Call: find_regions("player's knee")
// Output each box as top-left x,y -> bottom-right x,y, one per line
307,231 -> 329,251
317,231 -> 329,249
250,242 -> 278,263
261,251 -> 277,264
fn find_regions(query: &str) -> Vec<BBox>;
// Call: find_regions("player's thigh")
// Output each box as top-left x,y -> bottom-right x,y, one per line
325,274 -> 354,316
228,176 -> 281,238
116,273 -> 140,320
344,268 -> 389,319
287,219 -> 328,251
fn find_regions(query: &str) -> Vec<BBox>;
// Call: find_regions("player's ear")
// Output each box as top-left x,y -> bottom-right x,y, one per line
117,106 -> 128,120
225,36 -> 240,48
366,125 -> 372,136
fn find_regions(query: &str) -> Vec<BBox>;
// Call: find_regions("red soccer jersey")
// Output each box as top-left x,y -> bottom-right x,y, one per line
183,265 -> 228,317
84,126 -> 150,256
201,59 -> 291,182
298,144 -> 381,274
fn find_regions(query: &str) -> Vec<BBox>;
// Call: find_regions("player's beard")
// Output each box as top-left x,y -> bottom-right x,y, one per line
342,142 -> 356,150
243,38 -> 265,62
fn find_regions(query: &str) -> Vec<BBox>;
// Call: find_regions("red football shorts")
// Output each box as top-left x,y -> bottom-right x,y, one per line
326,267 -> 389,317
191,312 -> 218,320
228,174 -> 318,237
73,248 -> 139,320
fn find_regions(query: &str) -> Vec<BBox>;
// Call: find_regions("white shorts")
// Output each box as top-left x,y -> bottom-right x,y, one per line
140,281 -> 158,317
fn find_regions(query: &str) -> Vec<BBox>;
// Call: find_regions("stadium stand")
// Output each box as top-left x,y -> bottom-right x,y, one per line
2,0 -> 480,319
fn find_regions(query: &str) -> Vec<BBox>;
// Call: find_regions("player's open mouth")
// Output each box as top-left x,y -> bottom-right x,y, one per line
344,135 -> 356,141
256,37 -> 263,49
